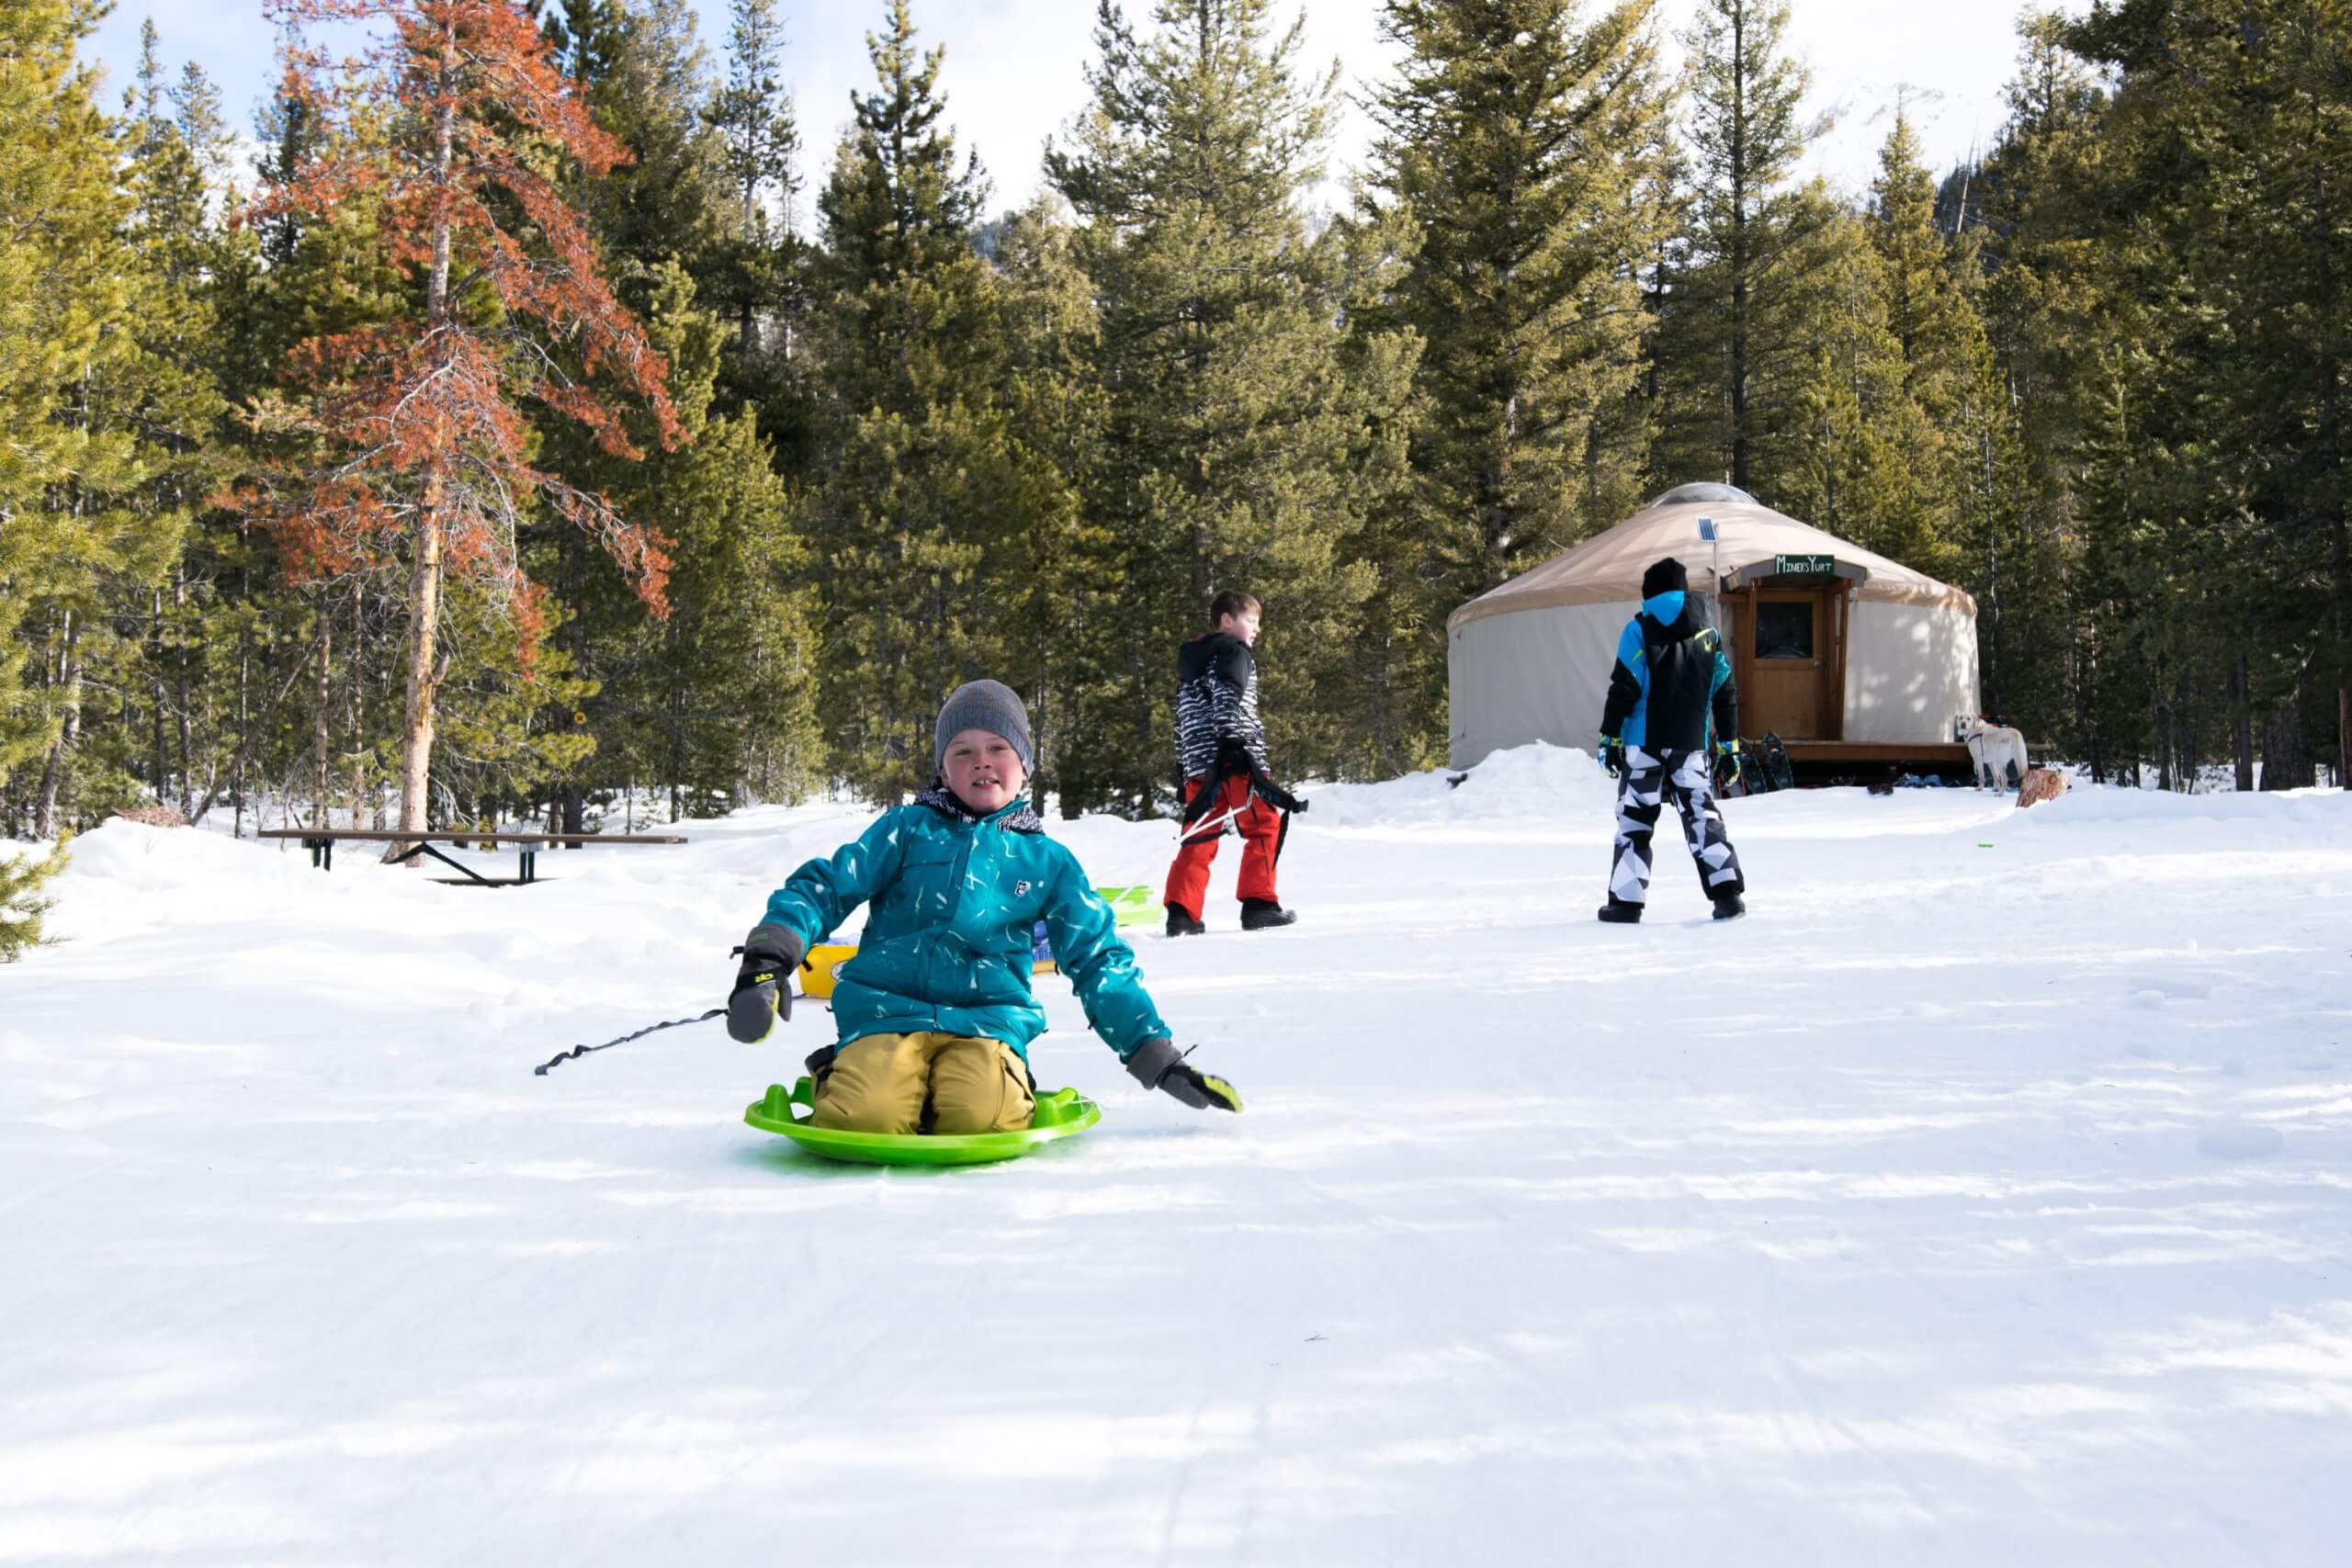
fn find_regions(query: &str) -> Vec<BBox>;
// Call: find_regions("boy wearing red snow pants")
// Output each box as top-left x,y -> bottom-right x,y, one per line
1163,591 -> 1306,936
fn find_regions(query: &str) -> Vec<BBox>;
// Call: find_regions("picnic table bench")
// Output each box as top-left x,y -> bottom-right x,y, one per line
255,828 -> 687,886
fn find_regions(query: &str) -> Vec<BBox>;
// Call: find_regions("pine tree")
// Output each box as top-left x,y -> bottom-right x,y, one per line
1769,209 -> 1909,547
526,0 -> 752,831
210,65 -> 414,835
989,197 -> 1109,791
252,19 -> 322,272
1646,0 -> 1826,496
90,41 -> 239,827
1973,10 -> 2108,755
0,836 -> 66,962
2062,0 -> 2352,787
559,0 -> 730,315
3,0 -> 136,784
1860,105 -> 1987,581
808,0 -> 1046,802
1362,0 -> 1672,759
1046,0 -> 1417,807
556,262 -> 825,815
710,0 -> 805,361
1,0 -> 189,853
237,0 -> 685,840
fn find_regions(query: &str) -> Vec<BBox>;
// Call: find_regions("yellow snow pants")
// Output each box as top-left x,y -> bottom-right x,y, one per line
809,1031 -> 1035,1135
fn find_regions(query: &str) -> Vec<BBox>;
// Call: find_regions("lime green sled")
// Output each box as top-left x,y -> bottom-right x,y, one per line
1094,884 -> 1158,928
743,1076 -> 1102,1167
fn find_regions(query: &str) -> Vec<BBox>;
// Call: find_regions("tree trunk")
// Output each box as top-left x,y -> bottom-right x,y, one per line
394,29 -> 460,848
2081,637 -> 2103,784
312,612 -> 333,828
33,614 -> 82,840
741,171 -> 760,357
233,622 -> 250,837
2154,685 -> 2173,793
149,588 -> 168,805
396,491 -> 446,839
2338,506 -> 2349,783
2231,650 -> 2256,790
173,571 -> 193,816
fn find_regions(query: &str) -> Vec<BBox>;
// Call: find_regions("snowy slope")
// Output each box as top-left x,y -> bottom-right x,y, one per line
4,749 -> 2349,1565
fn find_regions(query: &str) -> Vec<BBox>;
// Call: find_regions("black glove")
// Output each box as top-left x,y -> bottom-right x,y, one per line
1250,774 -> 1306,814
1713,738 -> 1743,788
1599,734 -> 1627,780
728,923 -> 803,1043
1216,737 -> 1253,775
1125,1037 -> 1242,1112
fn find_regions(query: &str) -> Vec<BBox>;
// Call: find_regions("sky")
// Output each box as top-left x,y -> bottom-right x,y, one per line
90,0 -> 2096,215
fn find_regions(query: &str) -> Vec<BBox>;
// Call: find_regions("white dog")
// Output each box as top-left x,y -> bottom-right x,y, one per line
1957,716 -> 2030,792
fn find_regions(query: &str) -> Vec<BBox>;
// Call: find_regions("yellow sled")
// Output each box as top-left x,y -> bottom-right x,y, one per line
799,942 -> 1055,998
796,943 -> 860,1000
797,885 -> 1152,998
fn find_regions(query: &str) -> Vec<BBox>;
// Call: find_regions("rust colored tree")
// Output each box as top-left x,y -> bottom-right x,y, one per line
235,0 -> 684,838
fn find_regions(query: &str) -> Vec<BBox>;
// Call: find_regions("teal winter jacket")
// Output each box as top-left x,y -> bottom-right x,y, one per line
758,789 -> 1169,1063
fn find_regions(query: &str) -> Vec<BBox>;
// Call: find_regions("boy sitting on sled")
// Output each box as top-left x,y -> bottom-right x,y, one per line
726,679 -> 1242,1132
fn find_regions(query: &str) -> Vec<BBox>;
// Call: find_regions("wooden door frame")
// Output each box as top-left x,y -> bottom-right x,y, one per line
1827,584 -> 1852,740
1732,583 -> 1756,738
1732,579 -> 1850,741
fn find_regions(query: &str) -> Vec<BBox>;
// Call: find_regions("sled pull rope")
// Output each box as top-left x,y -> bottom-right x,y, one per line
1179,802 -> 1245,843
534,1008 -> 725,1076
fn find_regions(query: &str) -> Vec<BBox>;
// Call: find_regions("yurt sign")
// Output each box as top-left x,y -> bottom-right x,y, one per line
1772,553 -> 1836,578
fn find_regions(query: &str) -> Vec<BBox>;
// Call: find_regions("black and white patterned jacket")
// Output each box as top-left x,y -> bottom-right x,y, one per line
1174,632 -> 1270,782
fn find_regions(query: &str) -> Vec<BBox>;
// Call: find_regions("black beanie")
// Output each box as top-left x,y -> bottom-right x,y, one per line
1642,558 -> 1689,598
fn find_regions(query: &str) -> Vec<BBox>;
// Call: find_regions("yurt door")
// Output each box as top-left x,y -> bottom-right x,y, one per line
1745,590 -> 1833,739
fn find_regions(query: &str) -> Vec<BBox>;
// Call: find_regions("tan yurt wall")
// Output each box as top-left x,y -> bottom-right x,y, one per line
1845,601 -> 1981,743
1447,602 -> 1623,769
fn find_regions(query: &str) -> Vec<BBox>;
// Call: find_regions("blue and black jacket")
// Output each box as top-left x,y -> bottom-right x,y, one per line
1599,591 -> 1739,753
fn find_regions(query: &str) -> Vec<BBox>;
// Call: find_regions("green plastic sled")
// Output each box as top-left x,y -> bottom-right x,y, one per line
1094,884 -> 1158,928
744,1076 -> 1102,1167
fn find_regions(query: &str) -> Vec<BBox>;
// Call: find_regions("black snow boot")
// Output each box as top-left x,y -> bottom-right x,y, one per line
1712,893 -> 1746,920
1165,905 -> 1207,938
1239,898 -> 1297,931
1597,897 -> 1643,924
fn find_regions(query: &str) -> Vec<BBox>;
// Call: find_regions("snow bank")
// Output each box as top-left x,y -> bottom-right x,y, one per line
2011,778 -> 2351,829
1306,740 -> 1614,828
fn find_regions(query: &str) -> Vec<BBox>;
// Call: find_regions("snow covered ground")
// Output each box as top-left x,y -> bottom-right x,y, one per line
4,745 -> 2349,1565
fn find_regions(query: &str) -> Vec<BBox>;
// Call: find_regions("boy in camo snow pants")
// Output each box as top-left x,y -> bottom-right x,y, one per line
1594,558 -> 1747,924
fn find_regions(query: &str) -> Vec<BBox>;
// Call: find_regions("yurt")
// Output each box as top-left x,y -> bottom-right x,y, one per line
1447,484 -> 1979,771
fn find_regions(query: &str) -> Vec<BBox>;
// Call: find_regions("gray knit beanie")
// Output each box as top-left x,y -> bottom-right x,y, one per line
934,680 -> 1035,775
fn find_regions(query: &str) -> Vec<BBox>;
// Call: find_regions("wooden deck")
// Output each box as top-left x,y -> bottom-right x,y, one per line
1779,741 -> 1970,767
